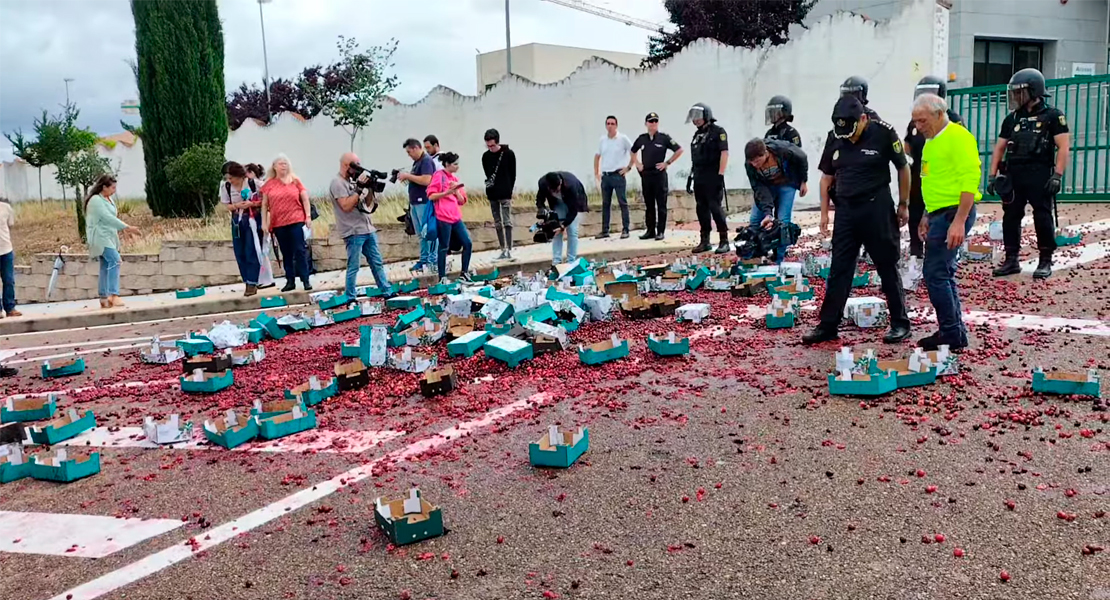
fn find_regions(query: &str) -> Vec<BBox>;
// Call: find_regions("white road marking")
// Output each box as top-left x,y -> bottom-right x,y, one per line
7,342 -> 153,366
1021,239 -> 1110,273
0,305 -> 306,339
41,426 -> 406,454
2,334 -> 183,354
49,391 -> 551,600
0,511 -> 184,558
2,378 -> 180,403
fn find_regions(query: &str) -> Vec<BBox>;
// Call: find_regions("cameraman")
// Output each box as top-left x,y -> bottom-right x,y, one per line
536,171 -> 588,266
396,139 -> 438,273
743,138 -> 808,264
330,153 -> 393,299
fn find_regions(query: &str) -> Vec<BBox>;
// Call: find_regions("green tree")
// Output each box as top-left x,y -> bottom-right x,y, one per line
642,0 -> 816,67
299,36 -> 400,151
132,0 -> 227,217
55,149 -> 113,241
163,142 -> 225,216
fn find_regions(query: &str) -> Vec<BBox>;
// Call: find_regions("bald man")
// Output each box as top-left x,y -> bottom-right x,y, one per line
330,153 -> 393,299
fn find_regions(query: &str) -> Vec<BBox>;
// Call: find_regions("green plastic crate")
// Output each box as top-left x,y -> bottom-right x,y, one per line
31,450 -> 101,483
2,394 -> 57,423
40,357 -> 86,379
258,405 -> 318,440
374,489 -> 445,546
28,409 -> 96,445
176,287 -> 206,299
203,410 -> 259,450
529,426 -> 589,468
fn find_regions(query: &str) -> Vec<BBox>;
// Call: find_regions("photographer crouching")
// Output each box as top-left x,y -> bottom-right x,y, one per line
330,153 -> 394,299
535,171 -> 589,266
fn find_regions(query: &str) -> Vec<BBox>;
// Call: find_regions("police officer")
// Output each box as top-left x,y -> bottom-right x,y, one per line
906,75 -> 963,258
631,112 -> 684,241
804,95 -> 913,345
988,68 -> 1070,279
686,103 -> 731,254
819,76 -> 882,213
764,96 -> 802,147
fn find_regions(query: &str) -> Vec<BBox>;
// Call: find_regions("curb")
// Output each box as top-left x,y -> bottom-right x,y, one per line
0,245 -> 688,336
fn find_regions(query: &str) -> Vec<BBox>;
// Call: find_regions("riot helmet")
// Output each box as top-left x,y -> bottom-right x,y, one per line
840,76 -> 869,105
914,75 -> 947,99
686,103 -> 715,126
1007,68 -> 1047,111
765,95 -> 794,126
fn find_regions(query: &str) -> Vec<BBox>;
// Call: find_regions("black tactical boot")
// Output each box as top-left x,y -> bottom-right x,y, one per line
714,232 -> 730,254
1033,252 -> 1053,279
692,233 -> 712,254
992,254 -> 1021,277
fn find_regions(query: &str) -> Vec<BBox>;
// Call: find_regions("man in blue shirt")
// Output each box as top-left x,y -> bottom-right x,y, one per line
397,138 -> 438,273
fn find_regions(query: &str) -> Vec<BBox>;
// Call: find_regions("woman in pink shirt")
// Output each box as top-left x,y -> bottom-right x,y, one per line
261,154 -> 312,292
426,152 -> 473,282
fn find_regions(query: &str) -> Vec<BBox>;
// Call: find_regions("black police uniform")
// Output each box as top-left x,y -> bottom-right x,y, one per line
632,130 -> 681,236
998,101 -> 1069,258
765,121 -> 802,148
905,109 -> 963,257
817,117 -> 911,333
819,107 -> 881,205
690,122 -> 730,238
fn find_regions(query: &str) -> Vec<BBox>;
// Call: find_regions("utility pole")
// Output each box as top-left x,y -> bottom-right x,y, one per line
258,0 -> 273,123
63,78 -> 74,105
505,0 -> 512,77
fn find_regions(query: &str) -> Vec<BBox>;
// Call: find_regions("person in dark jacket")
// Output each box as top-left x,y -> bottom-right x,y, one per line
905,75 -> 963,258
482,129 -> 518,261
536,171 -> 589,265
764,95 -> 802,148
744,138 -> 808,263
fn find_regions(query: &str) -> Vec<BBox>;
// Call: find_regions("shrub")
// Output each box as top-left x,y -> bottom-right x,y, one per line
164,142 -> 225,216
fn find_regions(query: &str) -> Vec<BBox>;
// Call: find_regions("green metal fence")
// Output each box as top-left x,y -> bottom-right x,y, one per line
949,74 -> 1110,202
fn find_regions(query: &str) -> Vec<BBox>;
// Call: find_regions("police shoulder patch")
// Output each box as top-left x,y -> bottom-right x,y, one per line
893,139 -> 903,154
1058,114 -> 1067,127
720,132 -> 727,141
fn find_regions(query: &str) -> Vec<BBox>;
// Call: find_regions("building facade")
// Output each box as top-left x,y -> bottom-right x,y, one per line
477,43 -> 644,91
809,0 -> 1110,87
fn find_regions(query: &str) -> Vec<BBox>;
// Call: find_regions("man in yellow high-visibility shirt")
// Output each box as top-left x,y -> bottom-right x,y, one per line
913,93 -> 981,351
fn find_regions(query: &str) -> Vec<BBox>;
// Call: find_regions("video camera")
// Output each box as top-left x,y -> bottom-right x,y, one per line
530,209 -> 563,244
347,162 -> 394,194
733,220 -> 801,262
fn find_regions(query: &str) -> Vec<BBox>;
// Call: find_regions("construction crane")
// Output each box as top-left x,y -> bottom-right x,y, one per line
538,0 -> 667,32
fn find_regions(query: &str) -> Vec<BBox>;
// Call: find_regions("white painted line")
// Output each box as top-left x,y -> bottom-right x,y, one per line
42,426 -> 406,454
1064,218 -> 1110,234
2,378 -> 179,403
4,334 -> 183,354
0,305 -> 307,339
951,310 -> 1110,337
1021,239 -> 1110,273
50,391 -> 551,600
7,342 -> 152,366
0,511 -> 184,559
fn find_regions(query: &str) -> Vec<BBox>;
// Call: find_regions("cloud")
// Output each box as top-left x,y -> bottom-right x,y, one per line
0,0 -> 669,160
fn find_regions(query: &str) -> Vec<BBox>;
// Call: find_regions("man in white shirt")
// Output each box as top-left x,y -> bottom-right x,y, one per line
0,198 -> 19,318
593,116 -> 633,239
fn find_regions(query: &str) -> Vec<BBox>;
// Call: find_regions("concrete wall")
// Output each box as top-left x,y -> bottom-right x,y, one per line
0,139 -> 147,202
13,192 -> 713,303
477,43 -> 646,90
809,0 -> 1109,88
2,0 -> 939,206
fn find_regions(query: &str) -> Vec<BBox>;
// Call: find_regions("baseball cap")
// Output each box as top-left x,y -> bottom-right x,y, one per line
645,112 -> 660,122
831,96 -> 865,138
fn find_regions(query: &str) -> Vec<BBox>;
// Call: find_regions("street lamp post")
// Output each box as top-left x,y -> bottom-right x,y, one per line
258,0 -> 273,123
63,78 -> 74,105
505,0 -> 512,76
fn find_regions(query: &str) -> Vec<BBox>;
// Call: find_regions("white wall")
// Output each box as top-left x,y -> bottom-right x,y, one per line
477,43 -> 646,90
0,138 -> 147,202
2,0 -> 939,207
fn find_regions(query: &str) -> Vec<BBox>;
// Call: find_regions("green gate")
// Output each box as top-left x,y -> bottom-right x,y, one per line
949,74 -> 1110,202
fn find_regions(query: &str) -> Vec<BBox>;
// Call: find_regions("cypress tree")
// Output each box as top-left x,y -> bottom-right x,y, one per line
132,0 -> 228,217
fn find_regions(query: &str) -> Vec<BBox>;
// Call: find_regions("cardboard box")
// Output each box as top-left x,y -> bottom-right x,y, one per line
258,404 -> 318,440
284,375 -> 339,406
2,395 -> 57,423
427,281 -> 459,296
393,306 -> 427,333
827,369 -> 898,396
730,280 -> 763,298
276,315 -> 311,332
364,325 -> 389,367
260,296 -> 287,309
396,279 -> 420,293
29,408 -> 96,445
1031,367 -> 1101,398
965,244 -> 993,261
251,399 -> 302,420
579,334 -> 629,365
704,277 -> 734,292
556,258 -> 589,279
485,335 -> 533,368
851,271 -> 873,288
804,255 -> 832,278
545,287 -> 585,308
143,414 -> 194,444
640,263 -> 669,278
334,360 -> 369,391
878,349 -> 938,388
40,357 -> 86,379
445,316 -> 478,341
182,353 -> 232,374
647,332 -> 690,357
142,338 -> 186,364
529,425 -> 589,468
340,339 -> 361,358
651,275 -> 686,292
923,345 -> 958,377
531,335 -> 564,357
180,369 -> 234,394
374,488 -> 444,546
229,346 -> 266,367
583,295 -> 616,321
444,294 -> 474,318
604,280 -> 640,300
305,310 -> 333,328
203,409 -> 259,449
253,312 -> 286,340
447,330 -> 490,358
685,266 -> 711,291
772,275 -> 813,301
420,366 -> 458,397
175,287 -> 205,299
480,298 -> 515,324
675,303 -> 711,324
511,291 -> 544,313
619,296 -> 654,320
31,449 -> 101,483
523,320 -> 569,349
765,297 -> 797,329
387,295 -> 422,310
0,423 -> 27,445
516,303 -> 558,326
318,292 -> 351,311
1055,229 -> 1082,247
389,347 -> 438,373
0,445 -> 32,483
400,319 -> 445,346
243,327 -> 265,343
651,296 -> 679,318
360,301 -> 384,316
358,285 -> 387,298
471,267 -> 500,282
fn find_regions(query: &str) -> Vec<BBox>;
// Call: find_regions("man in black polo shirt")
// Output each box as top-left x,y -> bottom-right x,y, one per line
818,76 -> 881,217
804,95 -> 912,345
630,112 -> 684,240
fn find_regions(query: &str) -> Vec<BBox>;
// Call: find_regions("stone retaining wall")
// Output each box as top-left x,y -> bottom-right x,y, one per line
15,191 -> 750,303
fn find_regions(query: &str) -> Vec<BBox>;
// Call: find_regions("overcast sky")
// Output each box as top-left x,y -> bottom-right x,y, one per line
0,0 -> 670,161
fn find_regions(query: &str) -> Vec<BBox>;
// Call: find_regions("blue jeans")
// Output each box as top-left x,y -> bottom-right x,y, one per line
552,214 -> 582,265
231,215 -> 261,285
749,185 -> 797,263
924,205 -> 976,344
600,173 -> 629,234
98,247 -> 121,298
272,223 -> 310,286
0,251 -> 15,313
436,220 -> 472,280
410,203 -> 438,267
345,233 -> 392,298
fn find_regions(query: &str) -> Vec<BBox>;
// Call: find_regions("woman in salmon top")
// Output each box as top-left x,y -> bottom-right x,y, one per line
261,154 -> 312,292
426,152 -> 473,282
